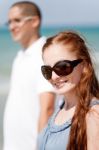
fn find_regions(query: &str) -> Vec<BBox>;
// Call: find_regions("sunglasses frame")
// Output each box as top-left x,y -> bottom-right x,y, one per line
41,59 -> 83,80
7,16 -> 34,27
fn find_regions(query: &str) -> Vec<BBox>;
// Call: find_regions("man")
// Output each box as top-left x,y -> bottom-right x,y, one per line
3,1 -> 55,150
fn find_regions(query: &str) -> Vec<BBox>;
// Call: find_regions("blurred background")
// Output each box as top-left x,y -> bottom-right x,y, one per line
0,0 -> 99,149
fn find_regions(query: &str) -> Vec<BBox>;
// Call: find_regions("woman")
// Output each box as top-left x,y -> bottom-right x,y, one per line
38,31 -> 99,150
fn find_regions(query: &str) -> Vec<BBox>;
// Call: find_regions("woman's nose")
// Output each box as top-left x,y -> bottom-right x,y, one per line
51,71 -> 60,80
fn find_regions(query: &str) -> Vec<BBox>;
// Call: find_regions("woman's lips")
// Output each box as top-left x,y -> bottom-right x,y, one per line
53,80 -> 68,88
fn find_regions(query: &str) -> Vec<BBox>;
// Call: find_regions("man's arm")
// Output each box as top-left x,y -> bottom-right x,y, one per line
38,92 -> 55,132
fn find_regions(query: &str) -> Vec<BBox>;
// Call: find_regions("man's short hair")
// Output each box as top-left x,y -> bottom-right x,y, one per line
11,1 -> 41,20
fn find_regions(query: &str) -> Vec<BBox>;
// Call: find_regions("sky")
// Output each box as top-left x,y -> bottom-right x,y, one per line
0,0 -> 99,27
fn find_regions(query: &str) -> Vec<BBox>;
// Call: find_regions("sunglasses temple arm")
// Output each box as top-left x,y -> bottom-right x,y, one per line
72,60 -> 82,67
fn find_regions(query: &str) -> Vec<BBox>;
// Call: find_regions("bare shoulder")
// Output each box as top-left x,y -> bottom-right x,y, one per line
86,104 -> 99,121
86,100 -> 99,149
86,101 -> 99,132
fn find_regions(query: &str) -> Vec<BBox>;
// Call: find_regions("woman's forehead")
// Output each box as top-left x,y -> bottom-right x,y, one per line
43,44 -> 77,65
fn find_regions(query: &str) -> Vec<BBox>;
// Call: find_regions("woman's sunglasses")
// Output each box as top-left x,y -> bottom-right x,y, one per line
41,59 -> 83,80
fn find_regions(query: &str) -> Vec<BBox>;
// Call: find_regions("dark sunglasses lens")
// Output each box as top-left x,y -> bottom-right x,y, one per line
41,66 -> 52,80
54,61 -> 73,76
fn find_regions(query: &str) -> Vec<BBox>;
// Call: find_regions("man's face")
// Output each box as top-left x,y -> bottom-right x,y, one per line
8,6 -> 33,44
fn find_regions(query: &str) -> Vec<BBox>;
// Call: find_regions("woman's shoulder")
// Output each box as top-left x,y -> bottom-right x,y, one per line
86,98 -> 99,149
86,98 -> 99,122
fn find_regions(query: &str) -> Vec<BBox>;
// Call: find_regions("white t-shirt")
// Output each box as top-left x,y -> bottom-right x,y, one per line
3,37 -> 55,150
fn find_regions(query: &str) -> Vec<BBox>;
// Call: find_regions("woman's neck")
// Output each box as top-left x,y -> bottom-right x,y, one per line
64,92 -> 78,110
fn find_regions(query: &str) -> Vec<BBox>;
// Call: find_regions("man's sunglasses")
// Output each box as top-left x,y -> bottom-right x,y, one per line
7,16 -> 34,27
41,59 -> 83,80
